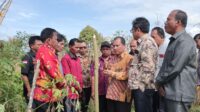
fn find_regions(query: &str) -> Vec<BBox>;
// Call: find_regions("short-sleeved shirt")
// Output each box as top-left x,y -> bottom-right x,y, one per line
21,50 -> 35,96
33,44 -> 65,102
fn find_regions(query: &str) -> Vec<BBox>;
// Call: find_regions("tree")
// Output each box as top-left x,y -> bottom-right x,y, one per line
79,25 -> 104,46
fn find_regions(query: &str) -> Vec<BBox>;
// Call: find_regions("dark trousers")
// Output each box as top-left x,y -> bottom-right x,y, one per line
81,87 -> 91,112
152,91 -> 159,112
99,95 -> 107,112
32,99 -> 49,112
165,99 -> 192,112
107,99 -> 132,112
132,89 -> 154,112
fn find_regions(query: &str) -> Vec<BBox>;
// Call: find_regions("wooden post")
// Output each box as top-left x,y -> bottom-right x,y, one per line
27,60 -> 40,112
93,34 -> 99,112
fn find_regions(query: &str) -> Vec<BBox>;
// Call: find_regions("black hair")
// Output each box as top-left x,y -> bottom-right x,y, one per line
113,36 -> 126,45
40,27 -> 57,42
57,33 -> 66,42
174,10 -> 187,27
68,38 -> 79,47
152,27 -> 165,39
194,33 -> 200,40
131,17 -> 150,33
78,39 -> 86,43
28,36 -> 41,47
101,41 -> 111,49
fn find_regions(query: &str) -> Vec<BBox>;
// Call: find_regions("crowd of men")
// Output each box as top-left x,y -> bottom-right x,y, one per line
21,9 -> 200,112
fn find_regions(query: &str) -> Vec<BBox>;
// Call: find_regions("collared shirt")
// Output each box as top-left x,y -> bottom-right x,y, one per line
79,54 -> 91,88
21,50 -> 35,96
106,52 -> 133,102
61,51 -> 83,99
91,56 -> 109,95
128,34 -> 158,91
33,44 -> 65,102
156,30 -> 197,102
154,42 -> 168,81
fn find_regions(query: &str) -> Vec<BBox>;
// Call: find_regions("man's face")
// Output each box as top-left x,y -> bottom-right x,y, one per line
70,42 -> 80,54
56,40 -> 65,52
101,47 -> 111,57
195,39 -> 200,49
151,30 -> 164,46
31,40 -> 43,52
130,40 -> 137,52
131,28 -> 140,40
165,11 -> 178,35
112,38 -> 125,55
79,42 -> 87,55
47,32 -> 58,49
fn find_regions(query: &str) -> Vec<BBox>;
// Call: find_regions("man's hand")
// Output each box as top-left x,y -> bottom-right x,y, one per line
158,87 -> 165,97
32,58 -> 36,65
103,70 -> 115,77
91,91 -> 95,100
155,83 -> 165,96
27,90 -> 31,97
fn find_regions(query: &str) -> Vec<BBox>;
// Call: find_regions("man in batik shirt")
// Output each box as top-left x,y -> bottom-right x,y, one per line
78,40 -> 92,112
128,17 -> 158,112
104,37 -> 133,112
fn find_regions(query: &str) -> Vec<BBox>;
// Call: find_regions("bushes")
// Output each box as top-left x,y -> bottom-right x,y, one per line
0,38 -> 26,112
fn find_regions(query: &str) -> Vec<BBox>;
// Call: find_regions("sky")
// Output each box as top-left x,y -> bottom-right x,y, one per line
0,0 -> 200,41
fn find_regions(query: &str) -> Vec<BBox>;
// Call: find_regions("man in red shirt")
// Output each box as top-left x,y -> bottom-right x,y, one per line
33,28 -> 66,112
61,38 -> 83,112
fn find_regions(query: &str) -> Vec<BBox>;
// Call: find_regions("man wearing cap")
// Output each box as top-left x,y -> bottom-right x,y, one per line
91,41 -> 111,112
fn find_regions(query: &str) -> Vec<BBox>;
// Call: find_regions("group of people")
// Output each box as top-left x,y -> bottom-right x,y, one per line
21,9 -> 199,112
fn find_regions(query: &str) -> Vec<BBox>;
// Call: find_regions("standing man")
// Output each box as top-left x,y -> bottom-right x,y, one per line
104,36 -> 133,112
21,36 -> 42,103
61,38 -> 83,112
78,40 -> 91,112
91,41 -> 111,112
128,17 -> 158,112
151,27 -> 165,112
33,28 -> 66,112
156,10 -> 197,112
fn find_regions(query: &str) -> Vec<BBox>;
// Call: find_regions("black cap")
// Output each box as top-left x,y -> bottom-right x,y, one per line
101,41 -> 111,49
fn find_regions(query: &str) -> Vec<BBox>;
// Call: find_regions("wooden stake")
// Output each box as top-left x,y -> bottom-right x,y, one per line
27,60 -> 40,112
93,34 -> 99,112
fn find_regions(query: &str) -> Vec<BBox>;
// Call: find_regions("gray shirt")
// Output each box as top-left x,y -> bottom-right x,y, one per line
156,30 -> 197,102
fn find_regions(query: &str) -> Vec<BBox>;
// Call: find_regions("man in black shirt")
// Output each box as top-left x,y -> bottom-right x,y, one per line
21,36 -> 42,103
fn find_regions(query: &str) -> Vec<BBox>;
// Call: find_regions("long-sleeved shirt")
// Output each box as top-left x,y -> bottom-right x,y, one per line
34,44 -> 65,102
128,34 -> 158,92
61,52 -> 83,99
105,52 -> 133,102
156,30 -> 197,102
91,56 -> 109,95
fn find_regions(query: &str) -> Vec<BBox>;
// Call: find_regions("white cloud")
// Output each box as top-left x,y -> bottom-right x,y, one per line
18,12 -> 38,19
